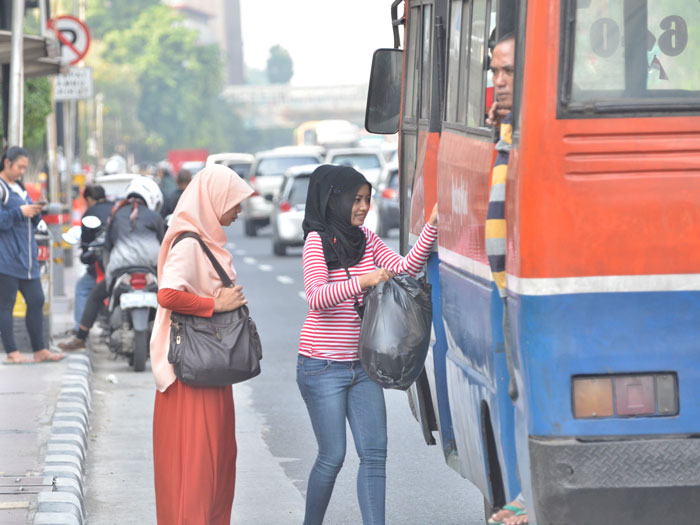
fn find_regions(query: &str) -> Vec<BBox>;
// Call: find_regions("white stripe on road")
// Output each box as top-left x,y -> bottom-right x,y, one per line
298,291 -> 306,301
276,275 -> 294,285
226,242 -> 236,250
243,257 -> 257,265
234,249 -> 246,256
258,264 -> 273,272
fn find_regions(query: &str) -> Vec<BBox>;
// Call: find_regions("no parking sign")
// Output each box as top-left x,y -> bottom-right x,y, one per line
47,15 -> 91,65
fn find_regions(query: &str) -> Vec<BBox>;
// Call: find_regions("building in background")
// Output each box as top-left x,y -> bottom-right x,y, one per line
166,0 -> 244,85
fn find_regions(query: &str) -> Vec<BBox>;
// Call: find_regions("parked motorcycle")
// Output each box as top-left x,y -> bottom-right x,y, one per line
63,217 -> 159,371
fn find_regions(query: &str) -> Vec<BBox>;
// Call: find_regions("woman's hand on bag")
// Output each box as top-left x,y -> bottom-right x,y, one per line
359,268 -> 394,289
213,285 -> 247,312
428,203 -> 438,227
20,204 -> 43,218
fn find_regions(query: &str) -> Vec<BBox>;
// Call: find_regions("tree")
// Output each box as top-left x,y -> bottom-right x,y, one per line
0,77 -> 52,150
266,45 -> 293,84
94,5 -> 233,159
86,0 -> 161,40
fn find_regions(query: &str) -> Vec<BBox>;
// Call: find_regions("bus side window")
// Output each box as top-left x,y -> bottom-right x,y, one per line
404,6 -> 421,119
420,4 -> 433,120
446,0 -> 471,124
466,0 -> 492,128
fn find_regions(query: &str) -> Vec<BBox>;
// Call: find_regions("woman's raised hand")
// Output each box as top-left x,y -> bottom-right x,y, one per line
359,268 -> 394,290
429,202 -> 438,227
213,285 -> 248,312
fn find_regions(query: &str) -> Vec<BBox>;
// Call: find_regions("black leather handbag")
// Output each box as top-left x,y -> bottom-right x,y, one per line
167,232 -> 262,387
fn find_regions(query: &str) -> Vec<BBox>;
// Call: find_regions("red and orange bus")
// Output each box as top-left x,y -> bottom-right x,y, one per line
366,1 -> 700,522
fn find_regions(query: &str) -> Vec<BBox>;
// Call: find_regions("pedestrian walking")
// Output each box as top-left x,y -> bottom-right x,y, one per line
150,164 -> 253,524
160,168 -> 192,219
0,146 -> 64,363
297,165 -> 438,524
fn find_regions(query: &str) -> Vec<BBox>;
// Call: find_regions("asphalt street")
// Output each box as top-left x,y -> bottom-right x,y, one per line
82,219 -> 485,524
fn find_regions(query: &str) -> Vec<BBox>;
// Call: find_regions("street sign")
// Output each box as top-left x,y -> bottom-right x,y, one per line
47,15 -> 91,66
54,67 -> 94,101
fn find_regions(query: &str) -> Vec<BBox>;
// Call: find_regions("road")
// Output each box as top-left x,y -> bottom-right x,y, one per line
83,220 -> 485,524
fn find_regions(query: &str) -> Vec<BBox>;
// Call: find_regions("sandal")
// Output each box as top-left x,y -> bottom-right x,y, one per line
488,503 -> 524,525
503,509 -> 528,525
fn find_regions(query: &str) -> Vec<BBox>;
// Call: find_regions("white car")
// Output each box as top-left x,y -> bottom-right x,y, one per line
242,146 -> 324,237
205,152 -> 254,179
324,147 -> 386,186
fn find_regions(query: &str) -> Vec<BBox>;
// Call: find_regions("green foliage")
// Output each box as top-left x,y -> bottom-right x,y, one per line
23,77 -> 52,149
86,0 -> 161,40
0,77 -> 52,150
266,45 -> 294,84
89,3 -> 246,160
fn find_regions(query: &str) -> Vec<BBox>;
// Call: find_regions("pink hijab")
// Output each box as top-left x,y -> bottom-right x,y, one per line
150,164 -> 253,392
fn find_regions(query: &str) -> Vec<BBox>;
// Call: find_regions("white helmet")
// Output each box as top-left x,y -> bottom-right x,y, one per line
124,176 -> 163,212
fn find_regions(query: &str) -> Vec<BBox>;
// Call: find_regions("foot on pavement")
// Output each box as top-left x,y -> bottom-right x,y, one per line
503,510 -> 528,525
489,502 -> 525,525
4,351 -> 34,364
33,349 -> 66,362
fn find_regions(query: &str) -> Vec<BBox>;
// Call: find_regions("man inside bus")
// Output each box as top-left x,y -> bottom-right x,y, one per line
486,34 -> 515,129
484,33 -> 530,525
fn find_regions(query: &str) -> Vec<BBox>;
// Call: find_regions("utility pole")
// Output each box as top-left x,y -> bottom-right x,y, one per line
8,0 -> 25,146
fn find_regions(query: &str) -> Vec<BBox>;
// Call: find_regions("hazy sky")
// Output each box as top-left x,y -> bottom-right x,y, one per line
239,0 -> 396,86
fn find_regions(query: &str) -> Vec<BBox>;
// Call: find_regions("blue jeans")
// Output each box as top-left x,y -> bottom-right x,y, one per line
296,355 -> 387,525
74,272 -> 97,330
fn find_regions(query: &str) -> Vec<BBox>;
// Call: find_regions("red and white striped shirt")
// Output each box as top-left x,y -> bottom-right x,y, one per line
299,223 -> 438,361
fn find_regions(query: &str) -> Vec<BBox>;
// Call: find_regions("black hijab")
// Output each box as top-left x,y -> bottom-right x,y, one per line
302,165 -> 371,270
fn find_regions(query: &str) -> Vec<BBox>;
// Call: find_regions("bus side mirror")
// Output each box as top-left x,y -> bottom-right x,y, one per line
365,48 -> 403,135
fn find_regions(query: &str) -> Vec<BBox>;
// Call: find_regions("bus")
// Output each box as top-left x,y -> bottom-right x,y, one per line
365,1 -> 700,523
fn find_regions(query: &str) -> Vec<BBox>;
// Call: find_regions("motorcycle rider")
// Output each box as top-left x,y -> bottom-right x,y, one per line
59,176 -> 165,351
65,184 -> 113,336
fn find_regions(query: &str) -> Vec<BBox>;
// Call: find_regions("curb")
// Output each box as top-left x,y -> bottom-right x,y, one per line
33,353 -> 92,525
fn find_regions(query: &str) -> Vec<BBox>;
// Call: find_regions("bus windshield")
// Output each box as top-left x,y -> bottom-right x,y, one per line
563,0 -> 700,111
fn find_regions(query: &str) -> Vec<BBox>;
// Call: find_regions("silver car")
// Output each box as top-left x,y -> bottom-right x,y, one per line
270,164 -> 320,256
242,146 -> 323,237
324,147 -> 386,186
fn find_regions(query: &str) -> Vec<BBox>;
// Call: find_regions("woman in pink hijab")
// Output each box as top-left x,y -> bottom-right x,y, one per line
150,164 -> 253,524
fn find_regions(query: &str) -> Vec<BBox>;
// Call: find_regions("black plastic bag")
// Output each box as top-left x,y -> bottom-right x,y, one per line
359,274 -> 432,390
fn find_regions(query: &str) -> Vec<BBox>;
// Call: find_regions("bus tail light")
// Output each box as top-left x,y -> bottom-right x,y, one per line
279,201 -> 292,213
573,373 -> 677,419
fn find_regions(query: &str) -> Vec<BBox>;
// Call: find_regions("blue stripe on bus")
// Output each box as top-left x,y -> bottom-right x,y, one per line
439,263 -> 521,502
508,290 -> 700,436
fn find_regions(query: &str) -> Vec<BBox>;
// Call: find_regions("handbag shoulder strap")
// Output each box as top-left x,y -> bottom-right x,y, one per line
172,232 -> 233,287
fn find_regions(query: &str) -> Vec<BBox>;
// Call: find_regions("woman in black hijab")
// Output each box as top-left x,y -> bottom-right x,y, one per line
297,164 -> 438,525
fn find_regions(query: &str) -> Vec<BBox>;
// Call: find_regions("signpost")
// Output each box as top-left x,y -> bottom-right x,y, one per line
46,14 -> 92,296
47,15 -> 91,66
54,67 -> 94,101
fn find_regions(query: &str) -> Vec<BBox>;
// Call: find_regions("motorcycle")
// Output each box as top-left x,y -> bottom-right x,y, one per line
63,217 -> 159,371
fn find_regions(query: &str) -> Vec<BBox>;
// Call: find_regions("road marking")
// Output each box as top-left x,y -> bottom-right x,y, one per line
243,257 -> 257,265
226,242 -> 236,250
298,291 -> 306,301
234,249 -> 246,256
276,275 -> 294,285
0,502 -> 30,509
259,264 -> 273,272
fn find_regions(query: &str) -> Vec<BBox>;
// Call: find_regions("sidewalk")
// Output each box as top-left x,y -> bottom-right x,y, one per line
0,262 -> 92,525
